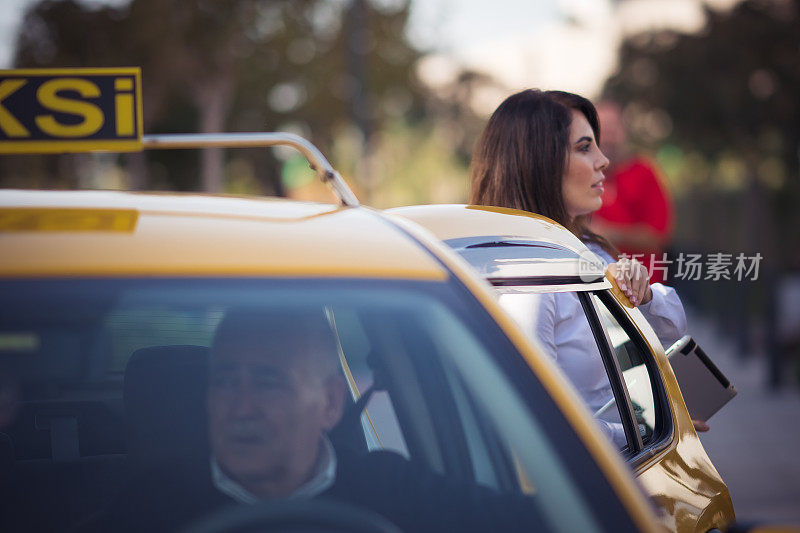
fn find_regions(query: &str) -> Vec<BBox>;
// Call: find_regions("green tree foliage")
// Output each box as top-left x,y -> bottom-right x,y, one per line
603,0 -> 800,266
5,0 -> 428,196
605,1 -> 800,370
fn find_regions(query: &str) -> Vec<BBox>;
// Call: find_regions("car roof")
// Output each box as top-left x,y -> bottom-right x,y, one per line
0,190 -> 447,280
388,204 -> 611,291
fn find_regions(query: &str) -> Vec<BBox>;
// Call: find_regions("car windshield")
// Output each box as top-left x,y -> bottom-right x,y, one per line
0,278 -> 628,532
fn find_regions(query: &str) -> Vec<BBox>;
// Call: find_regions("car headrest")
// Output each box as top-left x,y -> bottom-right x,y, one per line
123,345 -> 209,467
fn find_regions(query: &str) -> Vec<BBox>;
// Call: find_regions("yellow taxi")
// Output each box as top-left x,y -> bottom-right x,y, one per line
0,67 -> 657,532
0,67 -> 783,533
0,189 -> 670,533
389,204 -> 737,533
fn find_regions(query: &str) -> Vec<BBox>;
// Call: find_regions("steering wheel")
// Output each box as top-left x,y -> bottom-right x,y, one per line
181,499 -> 404,533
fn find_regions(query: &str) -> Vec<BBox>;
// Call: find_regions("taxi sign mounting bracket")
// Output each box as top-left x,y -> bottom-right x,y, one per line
142,133 -> 359,207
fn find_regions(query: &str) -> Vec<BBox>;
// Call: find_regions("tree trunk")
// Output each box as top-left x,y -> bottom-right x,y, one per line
125,152 -> 148,190
195,76 -> 234,193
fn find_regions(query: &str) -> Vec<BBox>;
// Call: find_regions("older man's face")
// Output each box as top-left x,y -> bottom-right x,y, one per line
208,329 -> 344,494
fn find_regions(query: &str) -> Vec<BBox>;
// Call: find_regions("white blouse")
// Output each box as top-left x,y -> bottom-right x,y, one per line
498,242 -> 688,447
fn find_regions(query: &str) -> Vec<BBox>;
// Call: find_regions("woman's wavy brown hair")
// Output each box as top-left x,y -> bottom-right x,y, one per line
469,89 -> 616,256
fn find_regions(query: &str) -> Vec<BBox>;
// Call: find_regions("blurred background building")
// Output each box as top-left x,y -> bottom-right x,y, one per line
1,0 -> 799,518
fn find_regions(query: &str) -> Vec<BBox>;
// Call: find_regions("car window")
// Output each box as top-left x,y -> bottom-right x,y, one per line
394,294 -> 602,531
498,291 -> 630,451
589,293 -> 670,453
0,278 -> 624,533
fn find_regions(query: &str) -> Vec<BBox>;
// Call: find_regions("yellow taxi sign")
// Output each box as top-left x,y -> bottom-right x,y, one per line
0,67 -> 143,154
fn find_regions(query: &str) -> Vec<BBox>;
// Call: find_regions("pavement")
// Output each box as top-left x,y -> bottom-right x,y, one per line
689,312 -> 800,524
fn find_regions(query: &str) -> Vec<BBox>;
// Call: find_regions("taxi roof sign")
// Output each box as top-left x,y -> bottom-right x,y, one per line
0,67 -> 359,206
0,67 -> 143,154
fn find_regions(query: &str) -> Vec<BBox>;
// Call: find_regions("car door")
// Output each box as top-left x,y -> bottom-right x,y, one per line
583,288 -> 735,533
496,283 -> 735,533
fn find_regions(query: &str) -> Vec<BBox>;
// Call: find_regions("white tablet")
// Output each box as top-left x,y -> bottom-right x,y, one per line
666,335 -> 737,422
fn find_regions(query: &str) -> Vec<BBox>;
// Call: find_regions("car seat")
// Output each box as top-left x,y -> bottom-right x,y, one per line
124,345 -> 210,469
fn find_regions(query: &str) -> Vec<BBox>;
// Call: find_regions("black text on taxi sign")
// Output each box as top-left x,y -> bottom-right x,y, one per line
0,67 -> 143,154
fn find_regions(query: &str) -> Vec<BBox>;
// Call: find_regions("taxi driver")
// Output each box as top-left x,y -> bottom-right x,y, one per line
207,308 -> 346,500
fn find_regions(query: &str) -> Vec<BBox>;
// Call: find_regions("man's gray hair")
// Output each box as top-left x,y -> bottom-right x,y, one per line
212,306 -> 343,380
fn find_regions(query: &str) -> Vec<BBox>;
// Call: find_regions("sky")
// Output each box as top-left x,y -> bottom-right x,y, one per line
0,0 -> 130,66
0,0 -> 31,67
0,0 -> 561,70
411,0 -> 739,108
1,0 -> 740,107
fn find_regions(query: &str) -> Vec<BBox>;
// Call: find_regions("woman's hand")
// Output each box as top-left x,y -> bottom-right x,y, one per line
608,258 -> 653,306
692,419 -> 710,432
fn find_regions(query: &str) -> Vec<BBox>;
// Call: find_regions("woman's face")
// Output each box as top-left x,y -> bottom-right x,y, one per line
561,109 -> 610,219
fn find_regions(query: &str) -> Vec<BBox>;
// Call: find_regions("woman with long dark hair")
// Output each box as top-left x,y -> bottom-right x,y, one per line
471,88 -> 684,315
471,90 -> 618,268
470,89 -> 700,440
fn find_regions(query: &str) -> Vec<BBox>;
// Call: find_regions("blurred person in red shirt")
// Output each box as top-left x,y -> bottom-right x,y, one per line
591,101 -> 673,284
